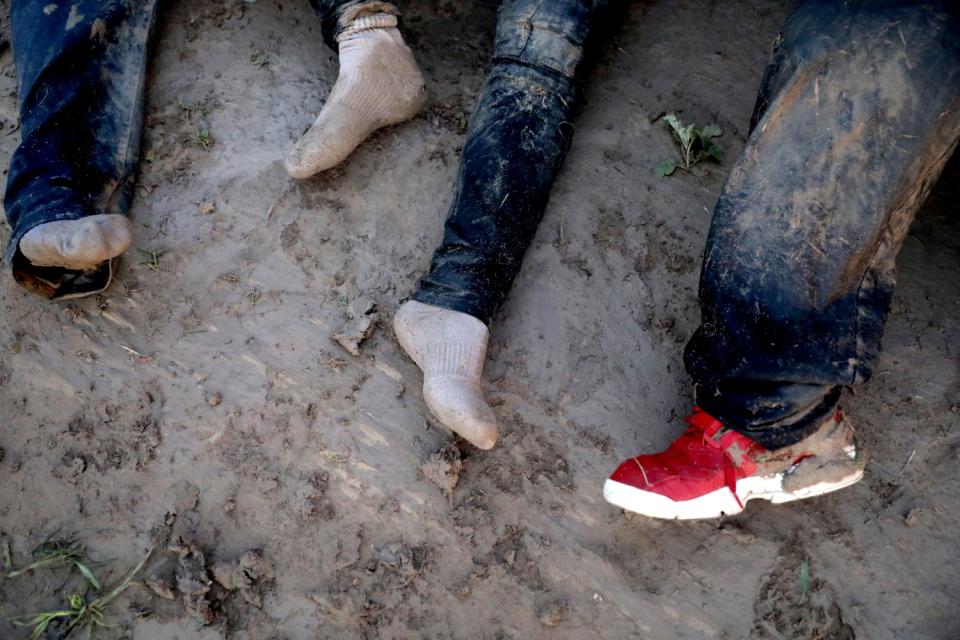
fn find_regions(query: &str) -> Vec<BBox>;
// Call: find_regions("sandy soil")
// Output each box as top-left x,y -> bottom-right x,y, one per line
0,1 -> 958,638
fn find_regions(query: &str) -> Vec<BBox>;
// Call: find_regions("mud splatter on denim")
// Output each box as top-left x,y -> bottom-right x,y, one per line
4,0 -> 161,298
684,0 -> 960,448
413,0 -> 610,323
4,0 -> 363,298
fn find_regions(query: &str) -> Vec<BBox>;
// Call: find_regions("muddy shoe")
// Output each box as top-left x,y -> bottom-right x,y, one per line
604,407 -> 865,520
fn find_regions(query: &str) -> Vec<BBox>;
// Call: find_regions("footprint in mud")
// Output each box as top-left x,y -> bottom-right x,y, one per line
481,414 -> 575,495
62,390 -> 164,473
751,535 -> 855,639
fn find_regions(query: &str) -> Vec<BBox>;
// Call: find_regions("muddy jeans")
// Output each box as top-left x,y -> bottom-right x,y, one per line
4,0 -> 162,298
683,0 -> 960,448
413,0 -> 960,449
310,0 -> 399,50
3,0 -> 367,298
411,0 -> 611,323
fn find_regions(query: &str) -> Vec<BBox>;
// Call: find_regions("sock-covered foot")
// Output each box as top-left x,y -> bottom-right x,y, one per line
19,214 -> 132,270
285,13 -> 427,179
394,300 -> 498,450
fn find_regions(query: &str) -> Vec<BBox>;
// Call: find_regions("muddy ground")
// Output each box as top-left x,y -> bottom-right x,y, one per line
0,1 -> 958,638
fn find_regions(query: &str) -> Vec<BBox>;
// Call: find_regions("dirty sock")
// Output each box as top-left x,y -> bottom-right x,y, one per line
284,14 -> 427,179
19,214 -> 132,270
394,300 -> 498,450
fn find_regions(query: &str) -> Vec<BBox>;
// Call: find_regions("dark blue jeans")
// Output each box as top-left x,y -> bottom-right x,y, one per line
414,0 -> 960,449
3,0 -> 363,298
4,0 -> 162,298
310,0 -> 398,50
687,0 -> 960,448
412,0 -> 610,323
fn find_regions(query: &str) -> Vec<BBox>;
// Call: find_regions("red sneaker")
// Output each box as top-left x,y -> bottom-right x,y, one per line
604,407 -> 865,520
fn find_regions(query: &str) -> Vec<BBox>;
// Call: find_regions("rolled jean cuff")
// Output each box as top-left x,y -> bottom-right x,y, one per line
321,1 -> 399,50
493,3 -> 589,79
410,288 -> 491,326
4,186 -> 91,265
696,386 -> 842,450
4,199 -> 113,300
336,13 -> 398,41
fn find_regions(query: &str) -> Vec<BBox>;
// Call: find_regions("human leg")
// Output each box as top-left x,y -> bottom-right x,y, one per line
286,0 -> 426,178
607,0 -> 960,518
5,0 -> 160,298
395,0 -> 611,448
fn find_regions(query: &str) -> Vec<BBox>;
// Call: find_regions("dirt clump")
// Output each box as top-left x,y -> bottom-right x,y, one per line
211,549 -> 275,608
418,440 -> 463,497
333,296 -> 379,356
171,539 -> 215,624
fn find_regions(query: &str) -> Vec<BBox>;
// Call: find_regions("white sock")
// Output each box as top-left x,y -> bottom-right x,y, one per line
284,13 -> 427,179
19,214 -> 132,270
394,300 -> 498,450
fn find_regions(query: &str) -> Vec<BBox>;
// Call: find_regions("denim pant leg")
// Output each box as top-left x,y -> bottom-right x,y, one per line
411,0 -> 607,324
683,0 -> 960,449
4,0 -> 160,299
307,0 -> 399,51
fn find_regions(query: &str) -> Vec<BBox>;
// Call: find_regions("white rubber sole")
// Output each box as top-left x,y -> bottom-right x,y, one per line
603,467 -> 864,520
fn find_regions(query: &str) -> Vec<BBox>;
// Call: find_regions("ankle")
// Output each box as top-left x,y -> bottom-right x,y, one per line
394,301 -> 488,374
337,12 -> 398,42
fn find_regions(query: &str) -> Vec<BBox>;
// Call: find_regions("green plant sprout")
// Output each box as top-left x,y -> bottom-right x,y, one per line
654,113 -> 723,177
7,538 -> 101,592
249,50 -> 270,67
13,547 -> 153,640
138,248 -> 167,272
192,128 -> 213,150
176,96 -> 218,118
798,558 -> 810,605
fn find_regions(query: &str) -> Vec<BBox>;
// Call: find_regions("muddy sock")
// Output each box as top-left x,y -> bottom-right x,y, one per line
284,13 -> 427,179
19,214 -> 132,270
394,300 -> 498,450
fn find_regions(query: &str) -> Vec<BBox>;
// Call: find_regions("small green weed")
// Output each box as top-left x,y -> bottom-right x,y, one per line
798,558 -> 810,605
138,248 -> 167,272
12,548 -> 153,640
654,113 -> 723,177
7,538 -> 101,592
176,96 -> 218,118
249,50 -> 270,67
192,128 -> 213,150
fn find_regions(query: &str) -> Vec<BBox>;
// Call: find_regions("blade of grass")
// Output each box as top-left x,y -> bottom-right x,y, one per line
96,546 -> 154,607
8,555 -> 66,577
798,559 -> 810,605
13,610 -> 75,640
75,561 -> 102,591
11,546 -> 155,640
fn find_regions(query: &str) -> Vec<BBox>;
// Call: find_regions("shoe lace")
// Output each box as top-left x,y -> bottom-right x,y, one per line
685,407 -> 745,510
